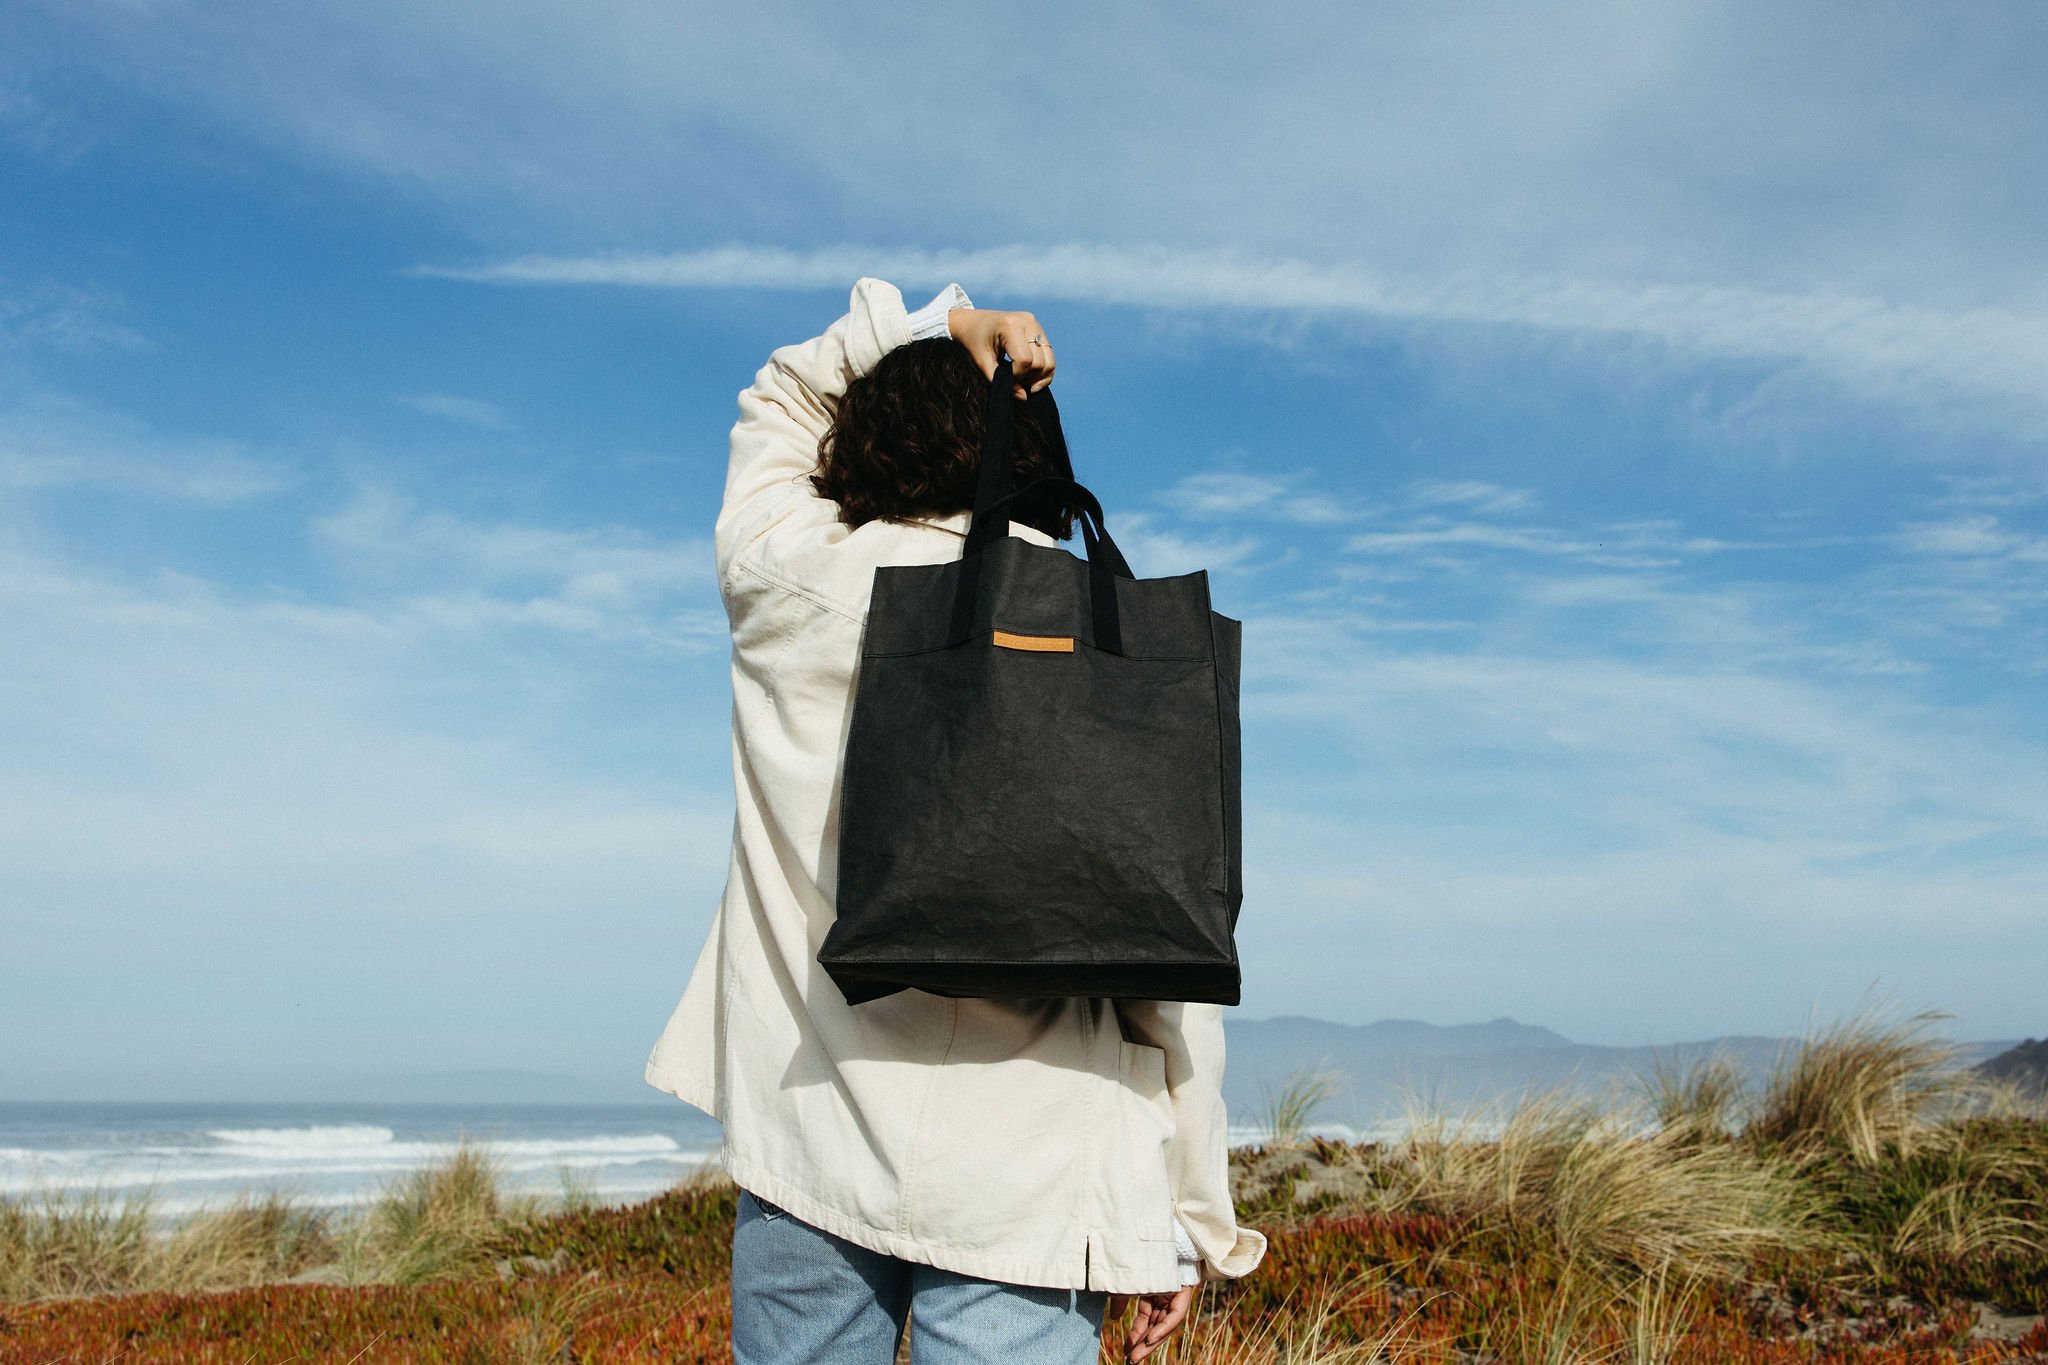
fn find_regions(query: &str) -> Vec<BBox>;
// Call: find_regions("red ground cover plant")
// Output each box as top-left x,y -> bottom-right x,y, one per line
6,1177 -> 2043,1364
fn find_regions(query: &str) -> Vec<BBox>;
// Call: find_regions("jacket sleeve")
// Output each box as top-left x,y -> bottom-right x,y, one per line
714,276 -> 915,580
1114,998 -> 1269,1283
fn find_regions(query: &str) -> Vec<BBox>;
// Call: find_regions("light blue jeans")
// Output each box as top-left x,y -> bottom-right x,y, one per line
731,1186 -> 1109,1364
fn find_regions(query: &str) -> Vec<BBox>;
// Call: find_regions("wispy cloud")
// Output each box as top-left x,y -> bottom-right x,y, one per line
1404,480 -> 1536,516
1895,514 -> 2048,562
414,243 -> 2048,430
0,280 -> 147,353
1322,479 -> 1748,571
1342,520 -> 1726,570
1926,473 -> 2048,511
1229,559 -> 2048,1041
395,391 -> 516,430
24,1 -> 2044,309
1867,506 -> 2048,672
1347,521 -> 1613,562
1125,462 -> 2048,1034
1157,471 -> 1356,524
0,539 -> 728,883
1238,542 -> 2048,861
0,391 -> 288,502
1110,510 -> 1263,579
311,484 -> 724,648
0,528 -> 737,1080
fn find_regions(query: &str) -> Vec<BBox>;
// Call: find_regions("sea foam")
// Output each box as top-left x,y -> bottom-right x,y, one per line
0,1104 -> 723,1226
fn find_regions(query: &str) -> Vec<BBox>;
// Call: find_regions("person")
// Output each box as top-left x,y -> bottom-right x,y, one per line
643,277 -> 1268,1365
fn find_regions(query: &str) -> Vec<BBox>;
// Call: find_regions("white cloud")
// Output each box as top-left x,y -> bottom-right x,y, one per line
0,390 -> 289,502
21,1 -> 2048,439
1110,510 -> 1262,578
1157,471 -> 1355,524
1858,507 -> 2048,673
1186,465 -> 2048,1035
419,243 -> 2048,433
1193,467 -> 2048,829
1341,506 -> 1747,571
308,484 -> 726,648
0,280 -> 147,353
1403,480 -> 1537,516
1224,562 -> 2048,1037
0,516 -> 735,1082
1895,514 -> 2048,561
1345,522 -> 1616,561
1238,808 -> 2048,1043
1927,473 -> 2048,510
396,391 -> 516,430
29,2 -> 2036,300
11,0 -> 2048,1048
0,556 -> 726,888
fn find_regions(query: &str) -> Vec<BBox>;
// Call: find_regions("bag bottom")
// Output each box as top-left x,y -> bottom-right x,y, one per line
819,958 -> 1241,1007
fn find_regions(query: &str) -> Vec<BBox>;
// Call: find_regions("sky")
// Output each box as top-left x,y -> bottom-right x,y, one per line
3,2 -> 2046,1100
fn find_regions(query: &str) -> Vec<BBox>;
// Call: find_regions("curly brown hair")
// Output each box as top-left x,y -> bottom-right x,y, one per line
811,337 -> 1075,540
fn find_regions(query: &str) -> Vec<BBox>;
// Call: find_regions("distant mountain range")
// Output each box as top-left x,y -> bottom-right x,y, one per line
1217,1014 -> 2024,1128
1976,1038 -> 2048,1096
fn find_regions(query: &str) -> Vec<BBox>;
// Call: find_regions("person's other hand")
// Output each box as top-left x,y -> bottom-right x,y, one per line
1107,1285 -> 1196,1363
948,308 -> 1053,401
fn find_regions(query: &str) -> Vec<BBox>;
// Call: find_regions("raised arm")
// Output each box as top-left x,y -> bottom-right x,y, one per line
714,276 -> 926,576
714,278 -> 1059,577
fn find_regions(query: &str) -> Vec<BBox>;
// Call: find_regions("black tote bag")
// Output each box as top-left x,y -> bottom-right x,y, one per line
818,358 -> 1243,1006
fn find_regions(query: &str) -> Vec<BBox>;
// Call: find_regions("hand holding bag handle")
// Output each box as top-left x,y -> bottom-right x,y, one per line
964,358 -> 1124,563
948,358 -> 1132,650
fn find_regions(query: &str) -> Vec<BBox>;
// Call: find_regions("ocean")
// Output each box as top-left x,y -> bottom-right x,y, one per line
0,1099 -> 1401,1234
0,1100 -> 725,1228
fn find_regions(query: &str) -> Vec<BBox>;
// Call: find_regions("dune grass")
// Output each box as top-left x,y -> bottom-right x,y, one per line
331,1139 -> 509,1286
1643,1048 -> 1748,1139
1231,1075 -> 1829,1288
1,1007 -> 2043,1362
1257,1063 -> 1345,1147
0,1135 -> 578,1304
1189,1003 -> 2045,1363
1750,1004 -> 1976,1163
0,1183 -> 341,1303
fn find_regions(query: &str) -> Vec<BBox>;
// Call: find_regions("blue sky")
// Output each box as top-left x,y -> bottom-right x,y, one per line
4,2 -> 2046,1099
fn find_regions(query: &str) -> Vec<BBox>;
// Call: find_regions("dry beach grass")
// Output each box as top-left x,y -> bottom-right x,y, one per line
2,1008 -> 2045,1362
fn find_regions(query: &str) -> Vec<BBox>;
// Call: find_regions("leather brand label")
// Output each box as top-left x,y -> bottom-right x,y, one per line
991,630 -> 1075,653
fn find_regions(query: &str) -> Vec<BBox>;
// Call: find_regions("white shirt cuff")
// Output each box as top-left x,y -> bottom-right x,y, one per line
905,282 -> 972,342
1172,1210 -> 1202,1284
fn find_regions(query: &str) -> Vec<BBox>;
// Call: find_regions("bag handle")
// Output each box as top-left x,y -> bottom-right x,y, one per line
948,357 -> 1130,652
978,476 -> 1133,578
964,359 -> 1130,576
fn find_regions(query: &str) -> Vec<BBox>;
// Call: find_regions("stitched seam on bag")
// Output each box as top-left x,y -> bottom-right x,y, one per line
729,555 -> 864,625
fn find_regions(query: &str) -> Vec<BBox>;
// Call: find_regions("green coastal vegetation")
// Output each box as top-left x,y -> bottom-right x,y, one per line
3,1006 -> 2044,1363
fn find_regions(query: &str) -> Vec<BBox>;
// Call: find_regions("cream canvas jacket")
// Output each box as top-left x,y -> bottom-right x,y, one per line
642,276 -> 1269,1295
